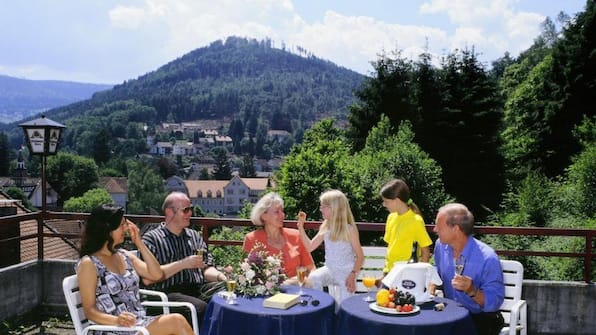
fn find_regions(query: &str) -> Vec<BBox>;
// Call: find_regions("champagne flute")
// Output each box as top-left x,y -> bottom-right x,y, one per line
454,255 -> 465,276
362,273 -> 376,302
226,279 -> 237,304
297,266 -> 307,295
196,248 -> 204,260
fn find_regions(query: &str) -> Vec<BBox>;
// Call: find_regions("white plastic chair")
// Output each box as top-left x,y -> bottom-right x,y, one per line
499,260 -> 527,335
63,274 -> 200,335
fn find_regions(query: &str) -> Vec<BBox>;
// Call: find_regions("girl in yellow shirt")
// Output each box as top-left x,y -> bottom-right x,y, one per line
380,179 -> 433,275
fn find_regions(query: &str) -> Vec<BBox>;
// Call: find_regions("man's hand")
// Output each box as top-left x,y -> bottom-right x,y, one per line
451,274 -> 473,293
185,254 -> 206,269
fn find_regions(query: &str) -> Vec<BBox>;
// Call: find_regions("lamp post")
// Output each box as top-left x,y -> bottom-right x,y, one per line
19,115 -> 66,213
19,115 -> 66,260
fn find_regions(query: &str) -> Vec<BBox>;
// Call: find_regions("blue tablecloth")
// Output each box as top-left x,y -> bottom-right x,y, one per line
336,295 -> 477,335
200,286 -> 335,335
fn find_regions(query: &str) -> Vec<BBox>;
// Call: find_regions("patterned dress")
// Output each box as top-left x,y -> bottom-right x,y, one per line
82,250 -> 155,335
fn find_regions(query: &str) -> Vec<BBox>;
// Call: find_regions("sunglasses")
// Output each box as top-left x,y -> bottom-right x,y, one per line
172,206 -> 193,214
299,294 -> 320,307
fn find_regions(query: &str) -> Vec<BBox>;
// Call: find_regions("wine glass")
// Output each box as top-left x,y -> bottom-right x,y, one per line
454,255 -> 465,276
226,279 -> 237,304
362,273 -> 376,302
196,248 -> 204,260
297,266 -> 307,295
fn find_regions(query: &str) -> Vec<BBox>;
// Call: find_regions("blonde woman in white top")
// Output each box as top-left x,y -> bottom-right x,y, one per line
297,189 -> 364,303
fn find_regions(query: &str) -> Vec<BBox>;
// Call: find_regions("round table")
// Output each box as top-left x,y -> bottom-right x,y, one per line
336,295 -> 477,335
200,286 -> 335,335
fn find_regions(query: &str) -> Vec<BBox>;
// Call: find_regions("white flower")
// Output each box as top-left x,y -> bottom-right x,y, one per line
246,269 -> 255,280
256,285 -> 266,295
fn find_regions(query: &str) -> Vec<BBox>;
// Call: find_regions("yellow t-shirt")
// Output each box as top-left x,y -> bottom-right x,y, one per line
382,209 -> 432,273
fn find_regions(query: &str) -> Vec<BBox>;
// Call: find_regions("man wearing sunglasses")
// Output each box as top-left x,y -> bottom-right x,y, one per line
141,191 -> 227,325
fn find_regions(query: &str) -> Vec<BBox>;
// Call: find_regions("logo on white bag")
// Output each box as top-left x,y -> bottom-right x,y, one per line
401,279 -> 416,289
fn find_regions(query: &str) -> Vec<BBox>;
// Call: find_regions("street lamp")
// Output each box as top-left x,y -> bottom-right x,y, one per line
19,115 -> 66,213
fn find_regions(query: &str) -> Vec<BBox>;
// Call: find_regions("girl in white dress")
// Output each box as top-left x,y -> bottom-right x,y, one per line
297,189 -> 364,304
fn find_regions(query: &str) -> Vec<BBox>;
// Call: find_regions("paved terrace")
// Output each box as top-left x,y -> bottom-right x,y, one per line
0,212 -> 594,335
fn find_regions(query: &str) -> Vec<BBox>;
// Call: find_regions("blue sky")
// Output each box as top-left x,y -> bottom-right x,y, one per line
0,0 -> 586,84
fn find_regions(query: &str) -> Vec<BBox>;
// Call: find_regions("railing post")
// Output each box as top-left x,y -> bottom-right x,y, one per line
585,231 -> 593,283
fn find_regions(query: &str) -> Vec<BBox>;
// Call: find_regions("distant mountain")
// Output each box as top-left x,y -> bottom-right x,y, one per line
4,36 -> 365,157
0,75 -> 112,124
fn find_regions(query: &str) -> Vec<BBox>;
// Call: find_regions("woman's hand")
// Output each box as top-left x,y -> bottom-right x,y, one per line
345,272 -> 356,293
117,311 -> 137,327
297,211 -> 307,230
127,220 -> 142,247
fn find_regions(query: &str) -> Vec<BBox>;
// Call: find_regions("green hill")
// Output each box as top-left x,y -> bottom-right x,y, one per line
3,36 -> 364,156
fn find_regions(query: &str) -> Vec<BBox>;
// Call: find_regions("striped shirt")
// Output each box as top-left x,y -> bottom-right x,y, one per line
142,223 -> 213,291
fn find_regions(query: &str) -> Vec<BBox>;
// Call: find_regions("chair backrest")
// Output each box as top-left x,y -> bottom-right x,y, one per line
499,260 -> 524,323
356,246 -> 387,292
62,274 -> 91,335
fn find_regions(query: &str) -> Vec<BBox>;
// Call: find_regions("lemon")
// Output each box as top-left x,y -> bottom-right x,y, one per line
376,288 -> 390,306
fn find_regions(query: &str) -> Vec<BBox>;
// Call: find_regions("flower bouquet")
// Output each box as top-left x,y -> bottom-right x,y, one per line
235,242 -> 287,297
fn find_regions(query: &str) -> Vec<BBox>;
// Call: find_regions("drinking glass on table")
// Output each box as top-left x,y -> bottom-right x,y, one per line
362,273 -> 376,302
297,266 -> 308,295
226,279 -> 237,304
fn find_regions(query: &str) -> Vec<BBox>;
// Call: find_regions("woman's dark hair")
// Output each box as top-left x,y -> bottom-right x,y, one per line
79,204 -> 124,257
380,178 -> 421,215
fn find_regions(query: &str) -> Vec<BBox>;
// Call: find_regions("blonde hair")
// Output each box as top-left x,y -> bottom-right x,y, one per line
319,189 -> 355,242
250,192 -> 284,226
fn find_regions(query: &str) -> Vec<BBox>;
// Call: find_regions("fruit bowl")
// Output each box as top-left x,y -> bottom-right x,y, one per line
374,288 -> 417,313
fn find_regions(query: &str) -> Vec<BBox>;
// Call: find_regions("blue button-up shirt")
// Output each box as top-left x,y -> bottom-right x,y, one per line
434,237 -> 504,313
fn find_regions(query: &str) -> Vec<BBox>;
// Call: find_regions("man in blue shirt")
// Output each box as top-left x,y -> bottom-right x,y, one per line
431,203 -> 505,335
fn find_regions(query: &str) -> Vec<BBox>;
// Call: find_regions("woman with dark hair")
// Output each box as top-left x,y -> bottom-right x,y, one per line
77,204 -> 194,335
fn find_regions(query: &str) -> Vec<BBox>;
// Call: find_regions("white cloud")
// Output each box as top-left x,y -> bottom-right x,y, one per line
1,0 -> 580,83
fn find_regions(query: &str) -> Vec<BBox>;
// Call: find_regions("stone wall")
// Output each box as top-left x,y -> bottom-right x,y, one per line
523,279 -> 596,335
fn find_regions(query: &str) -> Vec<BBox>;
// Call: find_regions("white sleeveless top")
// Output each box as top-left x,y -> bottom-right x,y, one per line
324,231 -> 355,275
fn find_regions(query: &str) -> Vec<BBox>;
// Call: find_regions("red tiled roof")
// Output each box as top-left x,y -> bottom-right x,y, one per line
0,191 -> 80,262
185,180 -> 228,197
99,177 -> 128,194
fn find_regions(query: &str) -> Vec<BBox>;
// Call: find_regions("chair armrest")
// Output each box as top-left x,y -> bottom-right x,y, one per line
139,288 -> 169,302
142,301 -> 199,335
506,300 -> 527,335
140,288 -> 170,314
83,324 -> 150,335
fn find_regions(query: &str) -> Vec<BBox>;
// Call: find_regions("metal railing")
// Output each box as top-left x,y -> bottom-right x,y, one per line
1,211 -> 594,283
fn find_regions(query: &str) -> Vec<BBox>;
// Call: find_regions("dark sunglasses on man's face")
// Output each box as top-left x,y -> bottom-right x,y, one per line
173,206 -> 193,214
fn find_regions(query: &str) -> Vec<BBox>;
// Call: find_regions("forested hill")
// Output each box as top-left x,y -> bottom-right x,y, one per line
3,36 -> 364,151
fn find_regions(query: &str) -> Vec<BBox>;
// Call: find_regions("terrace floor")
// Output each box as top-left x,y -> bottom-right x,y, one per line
3,313 -> 73,335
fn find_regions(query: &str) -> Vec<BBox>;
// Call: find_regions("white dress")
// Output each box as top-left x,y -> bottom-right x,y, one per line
308,231 -> 356,304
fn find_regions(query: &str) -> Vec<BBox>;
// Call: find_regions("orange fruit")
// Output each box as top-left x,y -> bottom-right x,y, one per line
376,288 -> 390,306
